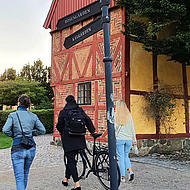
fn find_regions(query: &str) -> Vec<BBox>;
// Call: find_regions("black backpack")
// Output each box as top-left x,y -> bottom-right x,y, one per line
65,108 -> 86,136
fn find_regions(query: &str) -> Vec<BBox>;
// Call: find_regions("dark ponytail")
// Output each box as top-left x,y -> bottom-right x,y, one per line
18,94 -> 31,108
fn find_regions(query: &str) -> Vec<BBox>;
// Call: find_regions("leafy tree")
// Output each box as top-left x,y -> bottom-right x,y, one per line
116,0 -> 190,64
34,100 -> 54,110
20,60 -> 48,83
30,61 -> 53,104
19,60 -> 54,106
7,68 -> 17,80
47,66 -> 51,81
0,60 -> 53,108
0,78 -> 48,106
0,72 -> 6,81
31,60 -> 48,83
20,63 -> 32,81
116,0 -> 190,133
0,68 -> 16,81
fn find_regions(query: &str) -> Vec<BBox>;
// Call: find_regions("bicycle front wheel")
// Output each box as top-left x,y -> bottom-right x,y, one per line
95,151 -> 120,190
76,150 -> 87,180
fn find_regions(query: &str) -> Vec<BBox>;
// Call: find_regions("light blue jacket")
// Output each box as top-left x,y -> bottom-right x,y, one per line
2,106 -> 46,146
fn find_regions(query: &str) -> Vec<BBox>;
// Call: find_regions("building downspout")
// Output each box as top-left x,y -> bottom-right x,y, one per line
124,8 -> 130,110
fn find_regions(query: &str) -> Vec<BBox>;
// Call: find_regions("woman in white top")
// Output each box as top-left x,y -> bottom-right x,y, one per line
115,100 -> 137,182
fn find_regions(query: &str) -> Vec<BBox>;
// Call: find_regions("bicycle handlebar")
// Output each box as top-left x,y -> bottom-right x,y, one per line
91,133 -> 102,139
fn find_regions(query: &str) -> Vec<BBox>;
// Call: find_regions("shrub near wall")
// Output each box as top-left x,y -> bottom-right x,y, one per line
0,109 -> 53,134
0,110 -> 14,132
32,109 -> 54,134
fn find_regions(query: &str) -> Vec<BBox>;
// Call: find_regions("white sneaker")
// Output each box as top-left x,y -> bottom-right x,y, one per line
121,177 -> 126,183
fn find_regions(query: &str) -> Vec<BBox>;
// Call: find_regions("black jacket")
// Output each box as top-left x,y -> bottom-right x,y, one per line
56,102 -> 95,152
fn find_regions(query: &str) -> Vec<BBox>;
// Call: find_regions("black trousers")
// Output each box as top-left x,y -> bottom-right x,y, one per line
65,150 -> 79,182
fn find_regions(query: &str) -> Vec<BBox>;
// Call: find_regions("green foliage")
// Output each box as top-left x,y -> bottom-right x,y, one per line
0,72 -> 6,81
29,109 -> 54,134
0,133 -> 12,149
20,60 -> 54,103
144,87 -> 176,133
145,89 -> 175,121
0,60 -> 54,106
31,60 -> 48,83
0,78 -> 48,106
34,100 -> 54,110
40,81 -> 54,103
20,64 -> 32,81
0,109 -> 53,134
0,68 -> 16,81
0,110 -> 14,132
116,0 -> 190,64
20,60 -> 49,83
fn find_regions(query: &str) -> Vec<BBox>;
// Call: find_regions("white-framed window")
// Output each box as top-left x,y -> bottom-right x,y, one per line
77,82 -> 91,105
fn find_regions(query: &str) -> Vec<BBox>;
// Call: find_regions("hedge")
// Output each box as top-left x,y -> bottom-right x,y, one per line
0,110 -> 14,132
0,109 -> 54,134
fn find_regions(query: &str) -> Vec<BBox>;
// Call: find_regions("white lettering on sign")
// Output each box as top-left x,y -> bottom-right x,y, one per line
65,8 -> 91,24
72,27 -> 92,42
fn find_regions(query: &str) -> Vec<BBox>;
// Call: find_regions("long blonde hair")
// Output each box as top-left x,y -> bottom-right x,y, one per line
115,100 -> 130,126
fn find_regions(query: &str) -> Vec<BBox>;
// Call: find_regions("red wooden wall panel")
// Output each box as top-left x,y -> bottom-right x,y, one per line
44,0 -> 116,31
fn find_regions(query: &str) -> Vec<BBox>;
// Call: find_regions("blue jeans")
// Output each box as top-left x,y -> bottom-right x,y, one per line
11,147 -> 36,190
116,140 -> 132,177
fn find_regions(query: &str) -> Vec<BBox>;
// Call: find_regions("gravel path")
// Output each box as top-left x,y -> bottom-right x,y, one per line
0,134 -> 190,190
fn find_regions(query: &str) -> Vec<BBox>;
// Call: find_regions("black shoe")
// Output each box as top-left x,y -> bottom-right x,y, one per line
62,181 -> 68,186
71,187 -> 81,190
129,173 -> 134,181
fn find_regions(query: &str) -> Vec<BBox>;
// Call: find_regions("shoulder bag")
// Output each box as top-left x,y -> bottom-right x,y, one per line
16,112 -> 36,149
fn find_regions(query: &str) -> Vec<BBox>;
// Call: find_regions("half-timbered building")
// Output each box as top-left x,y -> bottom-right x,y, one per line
44,0 -> 190,153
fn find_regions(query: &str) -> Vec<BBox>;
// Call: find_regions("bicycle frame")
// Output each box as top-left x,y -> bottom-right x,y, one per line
79,135 -> 104,178
76,133 -> 121,190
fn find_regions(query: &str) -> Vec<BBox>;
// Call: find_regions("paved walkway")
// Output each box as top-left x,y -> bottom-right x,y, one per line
0,135 -> 190,190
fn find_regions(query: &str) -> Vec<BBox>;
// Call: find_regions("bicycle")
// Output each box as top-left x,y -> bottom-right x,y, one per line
64,133 -> 121,190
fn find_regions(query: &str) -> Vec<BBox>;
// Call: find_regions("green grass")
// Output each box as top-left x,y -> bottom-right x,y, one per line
0,133 -> 12,149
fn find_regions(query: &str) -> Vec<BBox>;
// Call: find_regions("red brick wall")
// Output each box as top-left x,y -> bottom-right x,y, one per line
51,7 -> 125,141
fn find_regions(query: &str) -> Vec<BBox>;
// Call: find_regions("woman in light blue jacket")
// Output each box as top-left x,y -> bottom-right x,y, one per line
3,94 -> 46,190
115,100 -> 137,183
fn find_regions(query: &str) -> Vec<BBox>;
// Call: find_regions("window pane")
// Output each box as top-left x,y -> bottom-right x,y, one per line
77,82 -> 91,105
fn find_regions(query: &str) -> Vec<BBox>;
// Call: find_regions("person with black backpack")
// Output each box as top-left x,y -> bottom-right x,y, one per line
56,95 -> 95,190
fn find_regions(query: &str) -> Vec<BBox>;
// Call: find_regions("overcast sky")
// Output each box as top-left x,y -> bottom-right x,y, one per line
0,0 -> 52,74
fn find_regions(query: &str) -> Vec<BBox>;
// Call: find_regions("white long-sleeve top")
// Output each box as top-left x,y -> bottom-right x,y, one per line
114,114 -> 136,142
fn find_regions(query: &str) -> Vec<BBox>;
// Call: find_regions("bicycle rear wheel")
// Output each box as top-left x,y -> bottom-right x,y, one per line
95,151 -> 120,190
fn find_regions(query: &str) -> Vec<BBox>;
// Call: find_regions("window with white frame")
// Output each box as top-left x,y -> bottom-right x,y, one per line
77,82 -> 91,105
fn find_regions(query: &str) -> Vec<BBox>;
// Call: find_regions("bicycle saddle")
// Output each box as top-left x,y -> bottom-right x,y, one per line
92,133 -> 102,139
